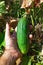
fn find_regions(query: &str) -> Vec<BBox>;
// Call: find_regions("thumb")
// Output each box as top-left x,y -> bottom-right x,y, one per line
5,22 -> 11,48
5,22 -> 10,40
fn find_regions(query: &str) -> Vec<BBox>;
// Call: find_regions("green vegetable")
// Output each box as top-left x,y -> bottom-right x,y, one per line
17,16 -> 29,54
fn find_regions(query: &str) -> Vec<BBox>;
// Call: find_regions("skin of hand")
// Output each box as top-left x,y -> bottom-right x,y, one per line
0,23 -> 22,65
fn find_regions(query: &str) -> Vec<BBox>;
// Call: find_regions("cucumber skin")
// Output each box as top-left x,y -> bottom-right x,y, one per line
17,16 -> 29,54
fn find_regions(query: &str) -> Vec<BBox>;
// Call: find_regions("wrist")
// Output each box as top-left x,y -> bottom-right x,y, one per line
5,47 -> 22,61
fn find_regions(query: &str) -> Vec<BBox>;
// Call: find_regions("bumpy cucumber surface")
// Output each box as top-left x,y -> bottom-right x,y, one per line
17,16 -> 29,54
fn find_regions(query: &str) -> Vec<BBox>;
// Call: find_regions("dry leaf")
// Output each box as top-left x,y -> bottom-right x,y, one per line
21,0 -> 34,8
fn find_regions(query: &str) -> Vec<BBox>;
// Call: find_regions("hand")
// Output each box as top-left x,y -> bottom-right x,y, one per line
0,23 -> 22,65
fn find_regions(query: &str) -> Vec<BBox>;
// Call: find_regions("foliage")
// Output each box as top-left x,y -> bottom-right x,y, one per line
0,1 -> 6,16
20,2 -> 43,65
0,0 -> 43,65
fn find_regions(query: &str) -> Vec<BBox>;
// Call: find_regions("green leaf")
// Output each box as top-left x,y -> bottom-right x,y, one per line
30,15 -> 34,26
36,62 -> 41,65
0,1 -> 6,16
0,32 -> 5,54
21,55 -> 29,65
28,58 -> 32,65
20,55 -> 34,65
0,32 -> 5,47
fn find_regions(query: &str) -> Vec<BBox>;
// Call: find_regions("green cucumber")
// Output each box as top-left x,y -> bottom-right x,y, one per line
17,16 -> 29,54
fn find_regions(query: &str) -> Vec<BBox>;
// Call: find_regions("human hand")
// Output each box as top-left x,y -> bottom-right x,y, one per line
0,23 -> 22,65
